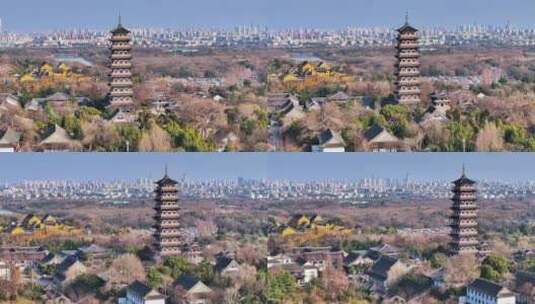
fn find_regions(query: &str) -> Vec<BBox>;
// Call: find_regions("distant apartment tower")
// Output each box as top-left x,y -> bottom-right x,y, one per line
394,15 -> 421,105
109,17 -> 134,108
153,171 -> 182,258
449,168 -> 479,255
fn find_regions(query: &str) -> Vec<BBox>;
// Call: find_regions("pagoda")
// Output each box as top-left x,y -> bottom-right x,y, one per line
394,13 -> 421,105
153,170 -> 182,257
109,16 -> 134,108
449,167 -> 479,255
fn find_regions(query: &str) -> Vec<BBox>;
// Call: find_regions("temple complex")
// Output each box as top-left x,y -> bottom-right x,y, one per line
449,167 -> 479,255
394,14 -> 421,105
153,170 -> 182,258
109,17 -> 134,108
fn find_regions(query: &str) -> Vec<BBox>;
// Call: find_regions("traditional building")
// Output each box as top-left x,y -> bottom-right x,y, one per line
109,16 -> 134,109
119,280 -> 166,304
421,91 -> 451,124
463,278 -> 516,304
153,171 -> 182,258
394,14 -> 421,105
449,168 -> 479,255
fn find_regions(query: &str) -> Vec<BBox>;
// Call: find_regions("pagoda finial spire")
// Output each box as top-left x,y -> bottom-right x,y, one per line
405,10 -> 409,25
118,13 -> 122,27
164,164 -> 168,177
462,163 -> 466,176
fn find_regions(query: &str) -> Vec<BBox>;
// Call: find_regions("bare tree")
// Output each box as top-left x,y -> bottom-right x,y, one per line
475,122 -> 504,152
106,254 -> 146,289
444,254 -> 479,287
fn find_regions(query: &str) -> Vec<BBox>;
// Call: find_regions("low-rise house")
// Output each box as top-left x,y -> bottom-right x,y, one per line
302,263 -> 320,283
312,129 -> 346,152
110,109 -> 137,124
462,278 -> 516,304
150,97 -> 173,116
0,260 -> 11,280
427,268 -> 445,289
328,91 -> 352,103
295,249 -> 345,271
367,244 -> 402,260
53,256 -> 86,287
118,280 -> 166,304
182,244 -> 203,265
214,255 -> 241,276
304,97 -> 325,111
368,256 -> 411,293
0,246 -> 47,269
271,262 -> 318,287
29,92 -> 89,112
273,94 -> 305,124
38,124 -> 80,152
77,244 -> 110,268
42,251 -> 76,267
214,130 -> 239,152
514,271 -> 534,304
24,99 -> 42,112
267,254 -> 294,269
345,250 -> 375,272
0,128 -> 22,152
0,94 -> 22,111
174,275 -> 213,304
364,124 -> 405,152
21,214 -> 43,229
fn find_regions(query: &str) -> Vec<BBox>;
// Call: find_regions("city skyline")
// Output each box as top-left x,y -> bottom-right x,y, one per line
0,153 -> 533,183
1,0 -> 534,32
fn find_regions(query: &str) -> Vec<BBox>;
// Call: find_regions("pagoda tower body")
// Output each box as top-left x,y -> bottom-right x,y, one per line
394,16 -> 421,105
153,173 -> 182,257
109,17 -> 134,108
449,169 -> 479,255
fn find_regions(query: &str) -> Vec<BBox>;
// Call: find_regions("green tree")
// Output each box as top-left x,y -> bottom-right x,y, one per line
480,265 -> 501,282
164,120 -> 215,152
264,271 -> 297,302
62,115 -> 83,139
163,256 -> 192,279
379,104 -> 411,138
194,261 -> 215,285
147,267 -> 162,288
482,255 -> 509,275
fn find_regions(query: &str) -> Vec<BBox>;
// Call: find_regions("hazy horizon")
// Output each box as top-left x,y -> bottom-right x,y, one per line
0,153 -> 532,183
0,0 -> 534,32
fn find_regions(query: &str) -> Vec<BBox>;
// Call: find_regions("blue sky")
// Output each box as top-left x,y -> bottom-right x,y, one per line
0,153 -> 532,183
0,0 -> 533,31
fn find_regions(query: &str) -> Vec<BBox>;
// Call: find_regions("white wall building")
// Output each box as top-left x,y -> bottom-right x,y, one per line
463,278 -> 516,304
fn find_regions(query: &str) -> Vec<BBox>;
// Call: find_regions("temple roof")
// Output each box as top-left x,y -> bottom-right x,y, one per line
453,167 -> 476,186
397,13 -> 418,33
156,172 -> 178,186
317,129 -> 346,147
39,125 -> 74,146
111,25 -> 130,35
0,128 -> 21,145
397,23 -> 419,33
468,278 -> 513,298
111,16 -> 130,35
364,124 -> 400,143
